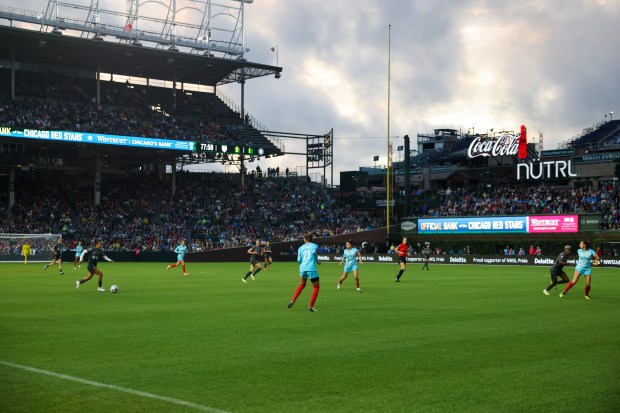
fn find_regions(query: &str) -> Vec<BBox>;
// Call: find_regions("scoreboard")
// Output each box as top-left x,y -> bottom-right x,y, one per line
194,142 -> 265,157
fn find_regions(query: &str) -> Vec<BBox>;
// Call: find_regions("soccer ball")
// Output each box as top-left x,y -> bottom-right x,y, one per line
110,285 -> 119,293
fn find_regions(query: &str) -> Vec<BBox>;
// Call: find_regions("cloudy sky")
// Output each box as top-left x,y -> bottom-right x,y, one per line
3,0 -> 620,184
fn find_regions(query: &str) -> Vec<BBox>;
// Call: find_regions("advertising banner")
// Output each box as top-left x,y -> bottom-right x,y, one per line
418,216 -> 528,234
527,215 -> 579,233
0,126 -> 195,151
417,215 -> 579,234
315,254 -> 620,268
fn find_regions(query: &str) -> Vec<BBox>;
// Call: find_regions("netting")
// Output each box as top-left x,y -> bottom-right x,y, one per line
0,233 -> 62,263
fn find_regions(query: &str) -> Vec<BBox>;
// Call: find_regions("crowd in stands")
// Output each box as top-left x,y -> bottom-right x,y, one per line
0,69 -> 274,150
416,182 -> 620,220
0,171 -> 380,253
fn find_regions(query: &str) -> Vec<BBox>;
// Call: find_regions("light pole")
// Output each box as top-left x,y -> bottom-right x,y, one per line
269,45 -> 281,79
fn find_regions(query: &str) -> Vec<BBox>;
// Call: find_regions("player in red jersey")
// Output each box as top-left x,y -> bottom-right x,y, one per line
395,237 -> 411,282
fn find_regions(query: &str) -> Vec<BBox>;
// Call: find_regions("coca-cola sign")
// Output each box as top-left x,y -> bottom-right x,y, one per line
467,132 -> 521,158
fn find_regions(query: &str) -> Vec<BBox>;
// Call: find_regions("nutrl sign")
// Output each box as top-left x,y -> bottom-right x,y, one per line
516,160 -> 577,180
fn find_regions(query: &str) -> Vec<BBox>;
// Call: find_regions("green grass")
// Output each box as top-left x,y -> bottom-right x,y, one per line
1,261 -> 619,413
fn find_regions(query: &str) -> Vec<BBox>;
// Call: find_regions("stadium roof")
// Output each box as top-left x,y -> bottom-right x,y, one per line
0,26 -> 282,86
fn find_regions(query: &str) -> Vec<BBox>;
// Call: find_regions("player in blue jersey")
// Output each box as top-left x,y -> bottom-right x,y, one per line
560,240 -> 598,299
73,240 -> 84,270
287,232 -> 321,312
337,240 -> 363,292
167,239 -> 189,276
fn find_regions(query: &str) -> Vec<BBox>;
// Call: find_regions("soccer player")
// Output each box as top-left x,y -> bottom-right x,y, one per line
76,240 -> 114,292
395,237 -> 410,282
287,232 -> 321,311
337,240 -> 363,292
560,240 -> 598,299
263,241 -> 273,270
167,239 -> 189,276
242,240 -> 264,283
22,241 -> 31,265
43,238 -> 64,275
543,245 -> 571,295
73,240 -> 84,270
421,246 -> 430,271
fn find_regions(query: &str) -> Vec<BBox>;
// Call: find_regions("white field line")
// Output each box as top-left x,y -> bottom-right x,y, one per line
0,360 -> 230,413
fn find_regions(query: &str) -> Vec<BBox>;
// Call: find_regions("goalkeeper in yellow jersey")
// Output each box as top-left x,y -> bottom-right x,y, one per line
22,242 -> 31,265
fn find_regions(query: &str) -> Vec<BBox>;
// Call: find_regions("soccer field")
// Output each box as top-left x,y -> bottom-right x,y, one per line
1,261 -> 619,413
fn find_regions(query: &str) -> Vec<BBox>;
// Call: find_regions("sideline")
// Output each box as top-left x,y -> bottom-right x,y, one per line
0,360 -> 230,413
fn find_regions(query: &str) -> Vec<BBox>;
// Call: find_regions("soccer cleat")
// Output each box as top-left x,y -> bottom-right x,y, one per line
73,267 -> 76,270
43,264 -> 49,270
543,289 -> 550,296
357,288 -> 362,292
183,272 -> 189,276
395,277 -> 400,282
559,292 -> 565,298
166,265 -> 171,270
250,275 -> 255,280
287,301 -> 294,308
585,295 -> 591,300
337,283 -> 341,290
308,307 -> 317,312
59,271 -> 64,275
241,278 -> 247,283
76,281 -> 80,290
97,287 -> 105,292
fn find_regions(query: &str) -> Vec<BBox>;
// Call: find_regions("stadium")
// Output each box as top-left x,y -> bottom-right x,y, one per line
1,1 -> 619,412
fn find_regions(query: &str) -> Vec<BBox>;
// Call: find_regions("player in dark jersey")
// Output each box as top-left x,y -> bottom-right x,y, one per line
421,246 -> 430,271
242,240 -> 264,283
543,245 -> 572,295
43,238 -> 64,275
263,241 -> 273,270
76,240 -> 114,292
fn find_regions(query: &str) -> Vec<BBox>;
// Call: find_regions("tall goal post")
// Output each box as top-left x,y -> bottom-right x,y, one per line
0,233 -> 62,263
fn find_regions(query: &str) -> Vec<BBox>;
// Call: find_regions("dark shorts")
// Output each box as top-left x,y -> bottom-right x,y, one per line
264,253 -> 272,259
87,265 -> 98,274
250,257 -> 260,266
54,252 -> 62,260
399,256 -> 407,263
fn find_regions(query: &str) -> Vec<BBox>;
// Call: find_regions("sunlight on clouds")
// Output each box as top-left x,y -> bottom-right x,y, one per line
300,57 -> 369,125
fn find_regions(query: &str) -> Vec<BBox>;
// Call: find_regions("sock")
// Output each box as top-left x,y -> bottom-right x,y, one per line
585,285 -> 591,296
98,280 -> 102,288
253,268 -> 262,276
170,263 -> 178,268
545,283 -> 554,292
292,284 -> 305,302
309,285 -> 320,308
355,279 -> 360,288
244,271 -> 252,279
79,279 -> 84,284
396,269 -> 404,279
182,264 -> 186,272
562,281 -> 574,293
